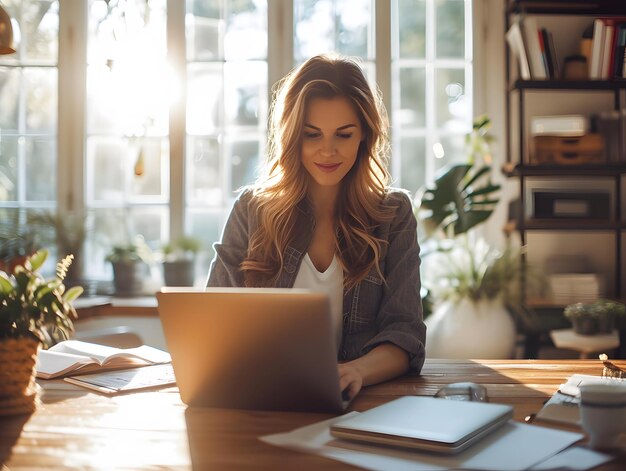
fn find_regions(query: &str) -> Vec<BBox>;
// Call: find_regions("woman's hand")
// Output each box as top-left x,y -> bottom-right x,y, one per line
337,343 -> 410,401
337,362 -> 363,401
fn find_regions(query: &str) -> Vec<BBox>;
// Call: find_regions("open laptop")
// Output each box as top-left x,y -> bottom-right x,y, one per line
156,287 -> 347,413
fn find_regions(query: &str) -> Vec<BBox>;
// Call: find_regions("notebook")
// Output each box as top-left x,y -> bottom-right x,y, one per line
330,396 -> 513,454
156,287 -> 347,413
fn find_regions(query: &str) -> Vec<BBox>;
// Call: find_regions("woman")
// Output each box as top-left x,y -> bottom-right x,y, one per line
208,53 -> 425,400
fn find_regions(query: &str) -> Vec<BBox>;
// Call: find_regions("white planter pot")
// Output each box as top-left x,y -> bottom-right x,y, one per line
425,297 -> 517,359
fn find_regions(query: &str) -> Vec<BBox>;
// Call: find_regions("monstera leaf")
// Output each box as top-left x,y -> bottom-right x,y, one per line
417,163 -> 501,238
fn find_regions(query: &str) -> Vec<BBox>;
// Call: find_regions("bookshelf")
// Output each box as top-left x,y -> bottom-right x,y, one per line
505,0 -> 626,358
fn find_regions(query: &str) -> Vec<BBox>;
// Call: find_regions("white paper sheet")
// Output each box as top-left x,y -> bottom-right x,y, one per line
260,412 -> 610,471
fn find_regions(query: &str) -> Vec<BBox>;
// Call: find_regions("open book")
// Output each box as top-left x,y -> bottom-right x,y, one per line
535,374 -> 625,426
36,340 -> 171,379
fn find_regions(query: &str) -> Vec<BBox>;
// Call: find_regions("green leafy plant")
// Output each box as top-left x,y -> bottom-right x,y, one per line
416,116 -> 501,241
564,299 -> 625,335
162,236 -> 202,261
105,235 -> 153,264
417,163 -> 501,240
416,116 -> 541,324
0,249 -> 83,347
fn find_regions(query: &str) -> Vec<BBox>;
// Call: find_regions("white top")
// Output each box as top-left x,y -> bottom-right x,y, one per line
293,254 -> 343,349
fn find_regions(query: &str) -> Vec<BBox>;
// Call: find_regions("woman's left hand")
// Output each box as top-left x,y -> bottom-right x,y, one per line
337,362 -> 363,401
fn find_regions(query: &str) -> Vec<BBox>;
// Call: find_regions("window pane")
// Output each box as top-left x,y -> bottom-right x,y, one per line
186,0 -> 222,61
0,68 -> 19,132
294,0 -> 372,62
225,0 -> 267,61
187,63 -> 223,135
437,133 -> 466,170
187,137 -> 222,206
187,208 -> 223,279
229,139 -> 260,192
25,68 -> 57,134
3,0 -> 59,63
399,67 -> 426,128
224,62 -> 267,127
25,137 -> 56,201
87,137 -> 126,204
0,138 -> 18,202
294,0 -> 334,61
87,0 -> 169,137
436,0 -> 465,59
399,135 -> 425,196
397,0 -> 426,59
435,68 -> 469,131
335,0 -> 371,58
130,138 -> 168,200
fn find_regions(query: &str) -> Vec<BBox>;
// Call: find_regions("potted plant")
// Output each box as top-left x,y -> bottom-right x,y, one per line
0,249 -> 83,415
105,236 -> 152,296
416,116 -> 538,359
564,299 -> 625,335
161,236 -> 201,287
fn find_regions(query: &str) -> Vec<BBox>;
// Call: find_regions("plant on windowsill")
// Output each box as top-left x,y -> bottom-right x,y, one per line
415,115 -> 539,359
105,235 -> 153,297
0,249 -> 83,415
161,236 -> 202,287
564,299 -> 626,336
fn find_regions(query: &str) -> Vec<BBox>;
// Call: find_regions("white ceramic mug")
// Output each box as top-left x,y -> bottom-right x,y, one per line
579,382 -> 626,450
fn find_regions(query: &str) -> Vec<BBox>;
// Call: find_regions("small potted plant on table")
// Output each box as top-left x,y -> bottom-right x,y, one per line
564,299 -> 625,335
161,236 -> 201,287
105,236 -> 152,296
0,249 -> 82,415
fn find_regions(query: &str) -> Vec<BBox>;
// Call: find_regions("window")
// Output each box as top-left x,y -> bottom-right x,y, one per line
0,0 -> 59,240
0,0 -> 473,286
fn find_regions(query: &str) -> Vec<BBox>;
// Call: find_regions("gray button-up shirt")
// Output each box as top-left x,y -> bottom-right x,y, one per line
207,188 -> 426,373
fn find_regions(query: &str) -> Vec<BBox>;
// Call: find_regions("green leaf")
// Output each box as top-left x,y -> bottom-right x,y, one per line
418,163 -> 501,238
63,286 -> 83,303
28,249 -> 48,272
0,272 -> 13,294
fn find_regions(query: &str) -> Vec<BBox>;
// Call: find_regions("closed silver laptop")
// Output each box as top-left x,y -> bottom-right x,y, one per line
156,287 -> 345,412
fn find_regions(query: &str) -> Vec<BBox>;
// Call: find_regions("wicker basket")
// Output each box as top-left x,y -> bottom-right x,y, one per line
0,337 -> 41,416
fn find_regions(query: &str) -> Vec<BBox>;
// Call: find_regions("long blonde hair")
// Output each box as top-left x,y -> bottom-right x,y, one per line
242,54 -> 394,288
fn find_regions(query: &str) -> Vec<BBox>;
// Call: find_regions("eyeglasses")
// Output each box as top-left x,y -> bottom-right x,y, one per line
434,382 -> 489,402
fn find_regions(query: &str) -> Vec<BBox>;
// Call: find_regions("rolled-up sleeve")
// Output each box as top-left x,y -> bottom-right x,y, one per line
361,191 -> 426,372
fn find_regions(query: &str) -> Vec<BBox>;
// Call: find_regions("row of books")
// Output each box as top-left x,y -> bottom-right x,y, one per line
506,17 -> 558,80
506,16 -> 626,80
589,18 -> 626,80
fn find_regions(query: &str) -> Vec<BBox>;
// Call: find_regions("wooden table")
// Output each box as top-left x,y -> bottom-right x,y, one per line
1,359 -> 625,470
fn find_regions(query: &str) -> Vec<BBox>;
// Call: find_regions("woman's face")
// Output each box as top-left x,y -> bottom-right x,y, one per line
301,96 -> 363,191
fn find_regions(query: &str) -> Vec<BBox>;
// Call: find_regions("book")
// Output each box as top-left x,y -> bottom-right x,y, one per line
36,340 -> 172,379
590,19 -> 606,79
521,16 -> 547,79
535,374 -> 625,426
506,20 -> 532,80
601,22 -> 614,79
64,363 -> 176,394
546,30 -> 560,79
330,396 -> 513,455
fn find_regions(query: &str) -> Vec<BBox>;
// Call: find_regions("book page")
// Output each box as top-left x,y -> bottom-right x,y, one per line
48,340 -> 126,363
64,364 -> 176,395
36,350 -> 97,379
38,340 -> 172,379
